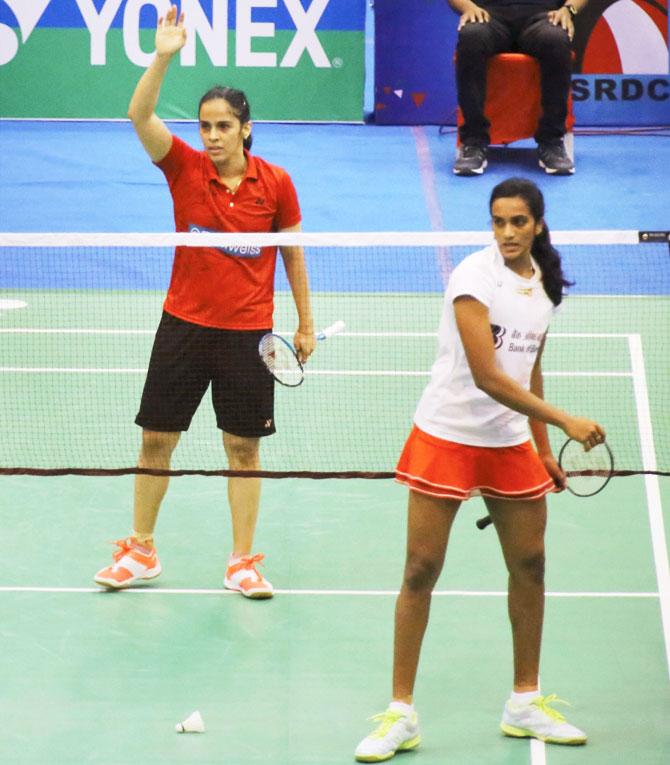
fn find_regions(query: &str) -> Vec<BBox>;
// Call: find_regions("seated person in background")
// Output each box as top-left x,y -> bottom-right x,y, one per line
449,0 -> 585,176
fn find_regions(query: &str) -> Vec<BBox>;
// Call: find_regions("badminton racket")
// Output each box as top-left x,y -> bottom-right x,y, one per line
258,320 -> 345,387
476,437 -> 614,530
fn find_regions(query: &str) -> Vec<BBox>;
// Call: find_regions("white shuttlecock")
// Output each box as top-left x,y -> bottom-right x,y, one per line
175,710 -> 205,733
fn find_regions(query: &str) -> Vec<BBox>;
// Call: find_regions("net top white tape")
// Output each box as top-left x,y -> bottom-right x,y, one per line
0,230 -> 642,248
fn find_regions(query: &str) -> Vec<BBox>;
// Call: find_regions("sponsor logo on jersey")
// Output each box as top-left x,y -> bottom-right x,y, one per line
490,324 -> 506,349
188,224 -> 261,258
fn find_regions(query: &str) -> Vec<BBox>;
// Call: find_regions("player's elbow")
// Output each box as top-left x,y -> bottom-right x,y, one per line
127,101 -> 149,126
472,370 -> 500,397
128,107 -> 144,126
127,100 -> 138,122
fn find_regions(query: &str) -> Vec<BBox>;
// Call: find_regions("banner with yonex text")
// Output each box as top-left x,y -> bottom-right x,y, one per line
0,0 -> 365,121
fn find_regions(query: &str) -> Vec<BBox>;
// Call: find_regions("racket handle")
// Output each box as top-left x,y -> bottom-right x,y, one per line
476,515 -> 493,531
317,320 -> 345,340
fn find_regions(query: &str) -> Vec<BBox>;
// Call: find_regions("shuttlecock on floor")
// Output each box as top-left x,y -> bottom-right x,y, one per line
175,710 -> 205,733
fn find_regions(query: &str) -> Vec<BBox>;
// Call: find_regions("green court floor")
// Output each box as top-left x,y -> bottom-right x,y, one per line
1,260 -> 669,764
0,473 -> 668,764
1,288 -> 668,473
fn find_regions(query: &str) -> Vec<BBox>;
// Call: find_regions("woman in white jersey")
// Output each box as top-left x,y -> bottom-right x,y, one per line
355,178 -> 605,761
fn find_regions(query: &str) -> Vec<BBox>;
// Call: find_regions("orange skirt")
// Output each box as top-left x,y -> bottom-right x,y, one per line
395,425 -> 557,501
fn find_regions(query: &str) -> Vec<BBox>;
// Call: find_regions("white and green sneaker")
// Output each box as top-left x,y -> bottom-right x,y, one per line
355,707 -> 421,762
501,693 -> 587,745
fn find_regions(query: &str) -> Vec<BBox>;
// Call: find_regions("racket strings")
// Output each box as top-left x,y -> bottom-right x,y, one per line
561,440 -> 614,496
259,335 -> 303,386
564,449 -> 612,477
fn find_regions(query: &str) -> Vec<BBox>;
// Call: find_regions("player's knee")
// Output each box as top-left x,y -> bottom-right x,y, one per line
403,553 -> 441,592
140,430 -> 179,463
224,436 -> 260,469
511,551 -> 545,585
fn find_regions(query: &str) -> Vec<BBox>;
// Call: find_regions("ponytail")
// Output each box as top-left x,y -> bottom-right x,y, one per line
531,222 -> 573,306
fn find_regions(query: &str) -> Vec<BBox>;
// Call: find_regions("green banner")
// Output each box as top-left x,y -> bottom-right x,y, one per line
0,1 -> 365,121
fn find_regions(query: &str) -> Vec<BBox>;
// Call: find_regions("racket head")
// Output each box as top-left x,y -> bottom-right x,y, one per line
258,333 -> 304,387
558,438 -> 614,497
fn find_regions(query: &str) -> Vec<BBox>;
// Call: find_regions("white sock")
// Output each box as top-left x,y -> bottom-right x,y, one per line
388,700 -> 415,716
510,689 -> 541,706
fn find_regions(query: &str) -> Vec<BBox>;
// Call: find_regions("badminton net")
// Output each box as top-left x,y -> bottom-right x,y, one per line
0,230 -> 668,478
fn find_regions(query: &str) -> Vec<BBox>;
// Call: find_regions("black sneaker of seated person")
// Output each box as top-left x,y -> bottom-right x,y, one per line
454,144 -> 488,176
538,140 -> 574,175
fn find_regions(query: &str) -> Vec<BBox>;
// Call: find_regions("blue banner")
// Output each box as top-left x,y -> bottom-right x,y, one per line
374,0 -> 670,126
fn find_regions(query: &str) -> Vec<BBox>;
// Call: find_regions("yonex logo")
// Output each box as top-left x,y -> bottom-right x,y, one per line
0,0 -> 334,68
0,0 -> 51,66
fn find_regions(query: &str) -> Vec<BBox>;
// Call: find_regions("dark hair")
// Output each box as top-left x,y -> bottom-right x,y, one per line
198,86 -> 252,150
489,177 -> 573,306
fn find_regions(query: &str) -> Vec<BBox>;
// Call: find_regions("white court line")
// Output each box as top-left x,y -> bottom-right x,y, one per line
0,328 -> 155,334
0,329 -> 639,382
0,586 -> 660,597
0,329 -> 638,338
304,371 -> 630,378
0,368 -> 632,378
0,367 -> 146,373
530,738 -> 547,765
628,334 -> 670,681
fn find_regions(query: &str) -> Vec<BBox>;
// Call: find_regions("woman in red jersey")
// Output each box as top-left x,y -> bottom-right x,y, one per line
355,178 -> 605,761
94,5 -> 315,598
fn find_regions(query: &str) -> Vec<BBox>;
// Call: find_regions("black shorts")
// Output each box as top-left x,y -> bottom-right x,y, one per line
135,312 -> 275,437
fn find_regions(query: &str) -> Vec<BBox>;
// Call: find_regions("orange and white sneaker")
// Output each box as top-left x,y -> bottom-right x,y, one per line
94,537 -> 162,589
224,553 -> 274,599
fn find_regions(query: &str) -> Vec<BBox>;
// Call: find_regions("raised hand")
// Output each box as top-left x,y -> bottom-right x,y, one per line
156,4 -> 187,59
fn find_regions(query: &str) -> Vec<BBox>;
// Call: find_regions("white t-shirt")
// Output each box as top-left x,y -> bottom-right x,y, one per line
414,243 -> 557,447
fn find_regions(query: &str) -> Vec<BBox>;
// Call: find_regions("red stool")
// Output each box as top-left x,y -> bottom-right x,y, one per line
456,53 -> 575,160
